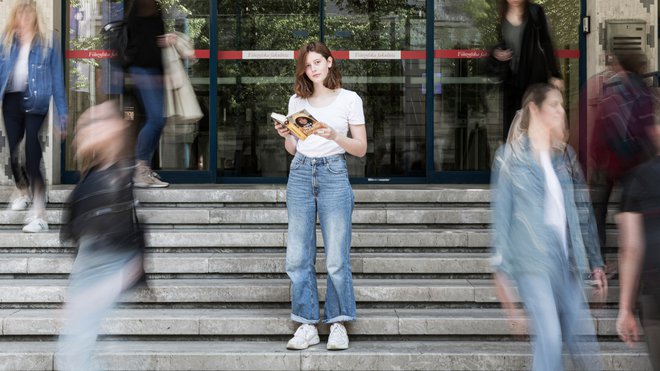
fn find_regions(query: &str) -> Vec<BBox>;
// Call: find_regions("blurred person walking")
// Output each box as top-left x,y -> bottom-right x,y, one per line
588,51 -> 655,278
491,83 -> 606,371
125,0 -> 170,187
56,101 -> 146,371
272,41 -> 367,351
490,0 -> 563,138
616,119 -> 660,370
0,0 -> 68,232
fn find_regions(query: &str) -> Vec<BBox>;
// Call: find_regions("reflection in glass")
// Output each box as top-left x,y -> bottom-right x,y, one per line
433,0 -> 580,172
65,0 -> 210,172
217,1 -> 319,178
326,0 -> 427,177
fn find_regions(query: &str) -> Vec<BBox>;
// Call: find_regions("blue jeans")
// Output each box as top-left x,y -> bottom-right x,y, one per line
56,236 -> 142,371
129,66 -> 165,164
515,263 -> 601,371
285,153 -> 356,324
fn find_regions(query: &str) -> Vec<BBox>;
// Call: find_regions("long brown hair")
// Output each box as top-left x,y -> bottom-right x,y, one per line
294,41 -> 342,98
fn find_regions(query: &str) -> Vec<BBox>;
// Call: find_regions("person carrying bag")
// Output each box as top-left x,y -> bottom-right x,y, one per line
162,31 -> 202,132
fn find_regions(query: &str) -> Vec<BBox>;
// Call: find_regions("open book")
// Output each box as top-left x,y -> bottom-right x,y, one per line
271,109 -> 322,140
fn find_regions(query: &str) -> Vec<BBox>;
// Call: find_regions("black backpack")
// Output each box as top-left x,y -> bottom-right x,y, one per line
101,20 -> 131,68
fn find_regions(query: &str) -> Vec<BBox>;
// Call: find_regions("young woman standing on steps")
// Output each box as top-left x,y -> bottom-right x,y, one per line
273,41 -> 367,351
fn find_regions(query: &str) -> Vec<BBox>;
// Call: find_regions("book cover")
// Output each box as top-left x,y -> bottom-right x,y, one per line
271,109 -> 322,140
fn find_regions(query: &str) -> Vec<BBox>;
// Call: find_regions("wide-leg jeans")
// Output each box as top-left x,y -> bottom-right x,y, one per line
285,153 -> 356,324
515,262 -> 601,371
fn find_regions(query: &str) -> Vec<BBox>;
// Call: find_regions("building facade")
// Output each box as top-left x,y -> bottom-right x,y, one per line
0,0 -> 657,185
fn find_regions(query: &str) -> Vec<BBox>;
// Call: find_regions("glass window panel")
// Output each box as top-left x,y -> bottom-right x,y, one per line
160,1 -> 211,170
325,0 -> 427,177
65,0 -> 210,172
433,0 -> 501,172
433,0 -> 581,171
217,1 -> 319,177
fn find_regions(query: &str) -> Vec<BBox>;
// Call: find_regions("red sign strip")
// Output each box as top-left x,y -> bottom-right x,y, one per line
66,49 -> 580,60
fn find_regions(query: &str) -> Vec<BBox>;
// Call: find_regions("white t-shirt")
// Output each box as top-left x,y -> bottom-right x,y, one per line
288,88 -> 365,158
9,42 -> 31,93
539,150 -> 568,259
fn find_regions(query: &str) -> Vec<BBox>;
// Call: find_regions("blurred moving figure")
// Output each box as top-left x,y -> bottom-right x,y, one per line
56,101 -> 146,371
491,0 -> 563,138
0,0 -> 68,232
491,84 -> 606,371
616,120 -> 660,370
589,51 -> 655,278
125,0 -> 169,187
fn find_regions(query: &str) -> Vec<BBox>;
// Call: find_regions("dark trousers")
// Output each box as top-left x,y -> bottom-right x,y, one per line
589,170 -> 613,261
2,92 -> 47,197
589,169 -> 634,262
502,80 -> 523,140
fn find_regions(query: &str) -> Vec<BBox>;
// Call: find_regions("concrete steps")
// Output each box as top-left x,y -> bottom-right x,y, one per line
0,252 -> 492,275
0,308 -> 622,337
0,278 -> 620,304
0,341 -> 649,371
0,207 -> 493,226
0,229 -> 620,250
0,185 -> 644,370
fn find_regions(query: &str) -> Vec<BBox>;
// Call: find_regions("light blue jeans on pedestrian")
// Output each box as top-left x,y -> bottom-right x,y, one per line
285,153 -> 356,324
55,236 -> 142,371
515,260 -> 601,371
129,66 -> 166,164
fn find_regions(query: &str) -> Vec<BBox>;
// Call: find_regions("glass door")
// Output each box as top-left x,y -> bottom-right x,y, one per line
216,1 -> 320,180
215,0 -> 426,182
430,0 -> 582,182
324,0 -> 427,180
63,0 -> 213,183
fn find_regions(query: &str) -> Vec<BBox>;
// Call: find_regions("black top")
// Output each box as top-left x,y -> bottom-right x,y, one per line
496,3 -> 562,88
126,15 -> 164,70
621,156 -> 660,294
61,161 -> 143,253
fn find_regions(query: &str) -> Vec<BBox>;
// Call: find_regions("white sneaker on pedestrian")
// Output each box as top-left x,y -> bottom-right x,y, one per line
22,218 -> 48,233
327,322 -> 349,350
286,324 -> 320,350
10,195 -> 30,211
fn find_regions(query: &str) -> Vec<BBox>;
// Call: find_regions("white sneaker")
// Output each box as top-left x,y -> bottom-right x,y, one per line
286,324 -> 320,350
10,195 -> 30,211
327,322 -> 349,350
22,218 -> 49,233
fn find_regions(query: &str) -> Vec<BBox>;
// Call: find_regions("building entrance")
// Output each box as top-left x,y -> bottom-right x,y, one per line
63,0 -> 582,184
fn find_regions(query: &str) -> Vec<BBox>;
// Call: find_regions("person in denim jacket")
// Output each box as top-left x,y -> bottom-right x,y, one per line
273,41 -> 367,351
491,84 -> 607,370
0,0 -> 67,232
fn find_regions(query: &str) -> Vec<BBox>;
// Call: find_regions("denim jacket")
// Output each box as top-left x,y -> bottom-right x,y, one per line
491,137 -> 604,278
0,34 -> 67,124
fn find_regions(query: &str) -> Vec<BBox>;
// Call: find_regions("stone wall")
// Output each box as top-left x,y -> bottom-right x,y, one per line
586,0 -> 657,76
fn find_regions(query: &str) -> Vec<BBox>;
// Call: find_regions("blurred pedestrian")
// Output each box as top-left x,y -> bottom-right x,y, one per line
272,41 -> 367,351
588,51 -> 655,279
0,0 -> 68,232
125,0 -> 170,187
56,101 -> 146,371
491,83 -> 606,371
491,0 -> 563,138
616,119 -> 660,370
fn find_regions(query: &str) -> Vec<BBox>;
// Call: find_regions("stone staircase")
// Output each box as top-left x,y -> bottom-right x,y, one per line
0,185 -> 650,370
